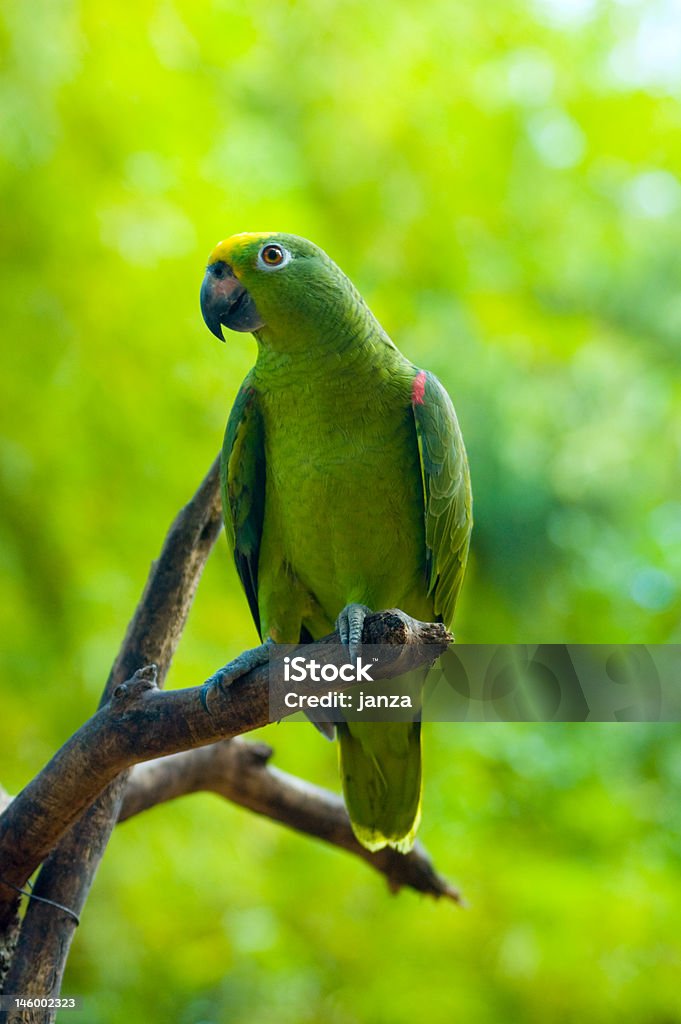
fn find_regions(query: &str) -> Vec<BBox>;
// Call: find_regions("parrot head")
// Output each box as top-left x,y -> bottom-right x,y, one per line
200,232 -> 371,345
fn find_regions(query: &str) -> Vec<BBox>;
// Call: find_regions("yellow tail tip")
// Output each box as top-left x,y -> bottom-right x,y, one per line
349,806 -> 421,854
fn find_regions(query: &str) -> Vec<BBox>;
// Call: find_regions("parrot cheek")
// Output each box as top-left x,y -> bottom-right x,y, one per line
200,270 -> 265,338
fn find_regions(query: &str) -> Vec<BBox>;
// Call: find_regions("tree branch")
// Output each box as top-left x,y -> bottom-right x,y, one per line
0,456 -> 224,1017
0,610 -> 450,916
119,740 -> 461,902
0,452 -> 454,1020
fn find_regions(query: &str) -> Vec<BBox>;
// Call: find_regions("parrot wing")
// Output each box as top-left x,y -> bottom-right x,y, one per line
220,374 -> 266,638
411,369 -> 472,627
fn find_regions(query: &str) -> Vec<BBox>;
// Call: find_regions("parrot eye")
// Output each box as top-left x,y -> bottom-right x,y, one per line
258,243 -> 290,270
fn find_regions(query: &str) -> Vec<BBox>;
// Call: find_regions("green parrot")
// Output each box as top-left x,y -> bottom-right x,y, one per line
200,232 -> 472,852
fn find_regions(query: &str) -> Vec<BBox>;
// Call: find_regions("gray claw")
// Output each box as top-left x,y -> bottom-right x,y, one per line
200,669 -> 229,713
201,639 -> 274,714
336,603 -> 372,665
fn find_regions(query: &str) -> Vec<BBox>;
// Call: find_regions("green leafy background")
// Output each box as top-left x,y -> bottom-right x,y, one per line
1,0 -> 680,1020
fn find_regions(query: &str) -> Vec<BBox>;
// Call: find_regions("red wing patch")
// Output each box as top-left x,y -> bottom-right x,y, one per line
411,370 -> 427,406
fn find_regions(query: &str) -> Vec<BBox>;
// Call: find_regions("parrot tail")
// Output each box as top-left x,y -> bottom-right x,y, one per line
337,720 -> 422,853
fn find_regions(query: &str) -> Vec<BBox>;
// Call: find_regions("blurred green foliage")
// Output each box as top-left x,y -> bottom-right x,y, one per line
1,0 -> 680,1021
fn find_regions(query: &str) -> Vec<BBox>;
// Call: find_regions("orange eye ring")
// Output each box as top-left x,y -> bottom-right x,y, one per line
261,244 -> 285,267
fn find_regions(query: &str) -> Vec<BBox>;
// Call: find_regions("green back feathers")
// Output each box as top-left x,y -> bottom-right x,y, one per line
412,370 -> 472,627
220,374 -> 265,638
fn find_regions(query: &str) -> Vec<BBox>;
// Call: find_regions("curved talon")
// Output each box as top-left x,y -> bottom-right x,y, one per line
336,603 -> 372,665
200,670 -> 227,714
200,639 -> 275,714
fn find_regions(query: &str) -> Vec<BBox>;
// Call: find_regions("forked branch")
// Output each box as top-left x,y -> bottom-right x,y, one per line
0,455 -> 457,1022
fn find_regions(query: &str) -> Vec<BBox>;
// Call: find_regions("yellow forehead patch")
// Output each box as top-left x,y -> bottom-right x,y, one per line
208,232 -> 278,270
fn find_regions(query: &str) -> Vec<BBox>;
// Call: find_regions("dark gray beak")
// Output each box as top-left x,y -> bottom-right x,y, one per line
200,262 -> 265,338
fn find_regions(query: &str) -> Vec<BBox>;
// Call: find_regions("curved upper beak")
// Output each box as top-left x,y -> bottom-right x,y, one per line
200,262 -> 265,338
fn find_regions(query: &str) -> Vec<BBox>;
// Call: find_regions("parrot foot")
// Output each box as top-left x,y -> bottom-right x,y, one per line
200,639 -> 274,714
336,603 -> 372,665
